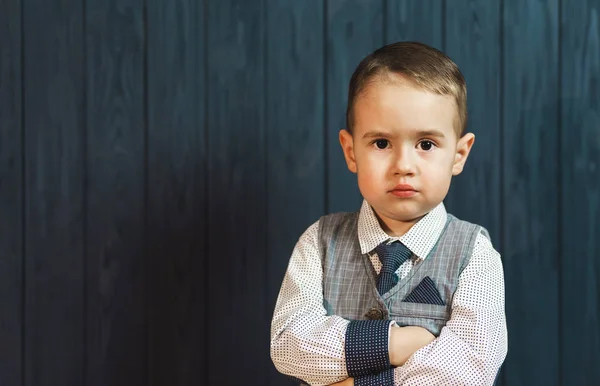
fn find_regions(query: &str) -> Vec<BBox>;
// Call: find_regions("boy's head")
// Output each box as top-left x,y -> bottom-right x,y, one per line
339,41 -> 475,233
345,41 -> 468,136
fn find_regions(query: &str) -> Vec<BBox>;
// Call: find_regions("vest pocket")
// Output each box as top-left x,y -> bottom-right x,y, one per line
387,301 -> 449,321
387,302 -> 450,336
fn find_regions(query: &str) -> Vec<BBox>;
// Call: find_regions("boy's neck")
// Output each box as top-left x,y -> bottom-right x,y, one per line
375,212 -> 424,238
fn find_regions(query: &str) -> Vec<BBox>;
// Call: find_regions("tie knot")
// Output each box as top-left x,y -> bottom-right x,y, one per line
375,241 -> 412,273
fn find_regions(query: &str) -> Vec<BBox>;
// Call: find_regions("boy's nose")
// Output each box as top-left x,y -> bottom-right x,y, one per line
392,147 -> 417,176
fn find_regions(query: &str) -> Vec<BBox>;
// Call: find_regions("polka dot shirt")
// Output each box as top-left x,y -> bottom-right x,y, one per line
270,200 -> 508,386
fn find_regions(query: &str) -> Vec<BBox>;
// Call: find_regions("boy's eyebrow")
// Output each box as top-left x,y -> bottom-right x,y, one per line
416,129 -> 446,138
362,129 -> 447,139
362,131 -> 395,139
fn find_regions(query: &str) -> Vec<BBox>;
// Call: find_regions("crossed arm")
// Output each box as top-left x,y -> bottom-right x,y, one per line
328,326 -> 437,386
270,222 -> 507,385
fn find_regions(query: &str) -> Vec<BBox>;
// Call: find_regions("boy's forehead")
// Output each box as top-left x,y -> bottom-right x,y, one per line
353,81 -> 458,138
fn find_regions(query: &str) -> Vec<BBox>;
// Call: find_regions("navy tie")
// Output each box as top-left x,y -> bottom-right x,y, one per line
375,240 -> 412,295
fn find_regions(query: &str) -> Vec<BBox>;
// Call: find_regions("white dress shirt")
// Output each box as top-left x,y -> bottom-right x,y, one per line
270,200 -> 508,385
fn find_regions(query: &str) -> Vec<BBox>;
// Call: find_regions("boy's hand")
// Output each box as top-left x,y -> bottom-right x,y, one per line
326,327 -> 433,384
389,325 -> 435,367
329,377 -> 354,386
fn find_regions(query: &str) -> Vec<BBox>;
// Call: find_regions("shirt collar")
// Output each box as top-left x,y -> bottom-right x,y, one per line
357,199 -> 448,260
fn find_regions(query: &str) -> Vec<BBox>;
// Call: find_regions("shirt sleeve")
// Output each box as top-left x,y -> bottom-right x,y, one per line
270,220 -> 395,386
391,230 -> 508,386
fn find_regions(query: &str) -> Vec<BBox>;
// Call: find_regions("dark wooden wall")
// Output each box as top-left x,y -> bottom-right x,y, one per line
0,0 -> 598,385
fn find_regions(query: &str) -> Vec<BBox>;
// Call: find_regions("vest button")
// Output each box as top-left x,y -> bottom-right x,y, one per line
365,307 -> 384,320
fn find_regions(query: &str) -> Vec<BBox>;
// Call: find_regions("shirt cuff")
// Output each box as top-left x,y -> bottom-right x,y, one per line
388,320 -> 397,347
345,320 -> 392,377
353,368 -> 395,386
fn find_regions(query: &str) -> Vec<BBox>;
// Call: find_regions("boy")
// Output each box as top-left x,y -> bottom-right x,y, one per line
270,41 -> 507,386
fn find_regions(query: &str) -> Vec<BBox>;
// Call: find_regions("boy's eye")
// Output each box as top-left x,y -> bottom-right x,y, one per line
374,139 -> 389,149
419,140 -> 435,151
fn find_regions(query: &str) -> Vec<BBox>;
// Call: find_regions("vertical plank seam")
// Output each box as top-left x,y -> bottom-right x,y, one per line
323,0 -> 329,215
442,0 -> 447,51
20,0 -> 26,384
262,1 -> 269,384
82,0 -> 88,384
142,0 -> 149,384
382,0 -> 387,44
498,1 -> 505,385
556,0 -> 563,383
203,0 -> 210,384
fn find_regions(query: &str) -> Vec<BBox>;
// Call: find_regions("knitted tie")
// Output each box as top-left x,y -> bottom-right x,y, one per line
375,240 -> 412,295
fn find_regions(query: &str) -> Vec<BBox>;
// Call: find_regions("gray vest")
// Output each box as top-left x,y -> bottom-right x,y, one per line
318,211 -> 487,336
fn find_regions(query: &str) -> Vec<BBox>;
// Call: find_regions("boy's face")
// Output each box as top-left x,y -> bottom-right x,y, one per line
339,76 -> 475,234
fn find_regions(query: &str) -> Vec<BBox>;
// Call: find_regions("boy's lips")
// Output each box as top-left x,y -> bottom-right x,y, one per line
390,184 -> 417,198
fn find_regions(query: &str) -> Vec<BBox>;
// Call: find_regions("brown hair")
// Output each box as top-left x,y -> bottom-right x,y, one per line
346,41 -> 467,136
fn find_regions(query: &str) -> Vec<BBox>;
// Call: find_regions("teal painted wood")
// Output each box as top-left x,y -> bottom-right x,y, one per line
206,0 -> 269,384
326,0 -> 384,214
385,0 -> 443,49
85,0 -> 146,385
23,1 -> 85,385
146,1 -> 207,385
444,3 -> 503,382
4,1 -> 600,385
561,1 -> 600,385
444,0 -> 502,246
265,1 -> 325,384
0,0 -> 22,384
503,1 -> 560,385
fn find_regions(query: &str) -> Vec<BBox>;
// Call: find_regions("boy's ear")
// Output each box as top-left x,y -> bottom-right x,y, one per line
339,129 -> 357,174
452,133 -> 475,176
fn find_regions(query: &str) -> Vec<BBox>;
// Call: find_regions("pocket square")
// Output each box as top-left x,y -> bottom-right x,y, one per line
403,276 -> 445,305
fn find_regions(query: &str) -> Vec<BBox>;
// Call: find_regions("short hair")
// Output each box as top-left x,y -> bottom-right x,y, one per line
345,41 -> 467,137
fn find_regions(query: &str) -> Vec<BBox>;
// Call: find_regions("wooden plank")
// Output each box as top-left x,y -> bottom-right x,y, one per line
0,0 -> 22,385
385,0 -> 443,48
445,3 -> 504,384
85,0 -> 146,385
502,1 -> 560,385
146,1 -> 206,385
23,0 -> 85,385
326,0 -> 384,213
206,0 -> 268,384
560,1 -> 600,384
444,0 -> 501,245
265,1 -> 325,384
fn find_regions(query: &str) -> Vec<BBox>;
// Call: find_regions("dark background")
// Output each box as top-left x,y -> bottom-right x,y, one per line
0,0 -> 598,385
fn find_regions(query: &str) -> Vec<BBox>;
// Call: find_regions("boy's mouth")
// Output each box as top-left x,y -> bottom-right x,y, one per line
390,184 -> 417,198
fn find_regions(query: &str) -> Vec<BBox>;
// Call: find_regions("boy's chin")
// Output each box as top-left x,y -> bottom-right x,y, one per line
372,199 -> 437,223
371,197 -> 439,222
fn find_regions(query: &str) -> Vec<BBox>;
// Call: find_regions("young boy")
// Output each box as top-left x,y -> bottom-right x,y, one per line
270,41 -> 507,386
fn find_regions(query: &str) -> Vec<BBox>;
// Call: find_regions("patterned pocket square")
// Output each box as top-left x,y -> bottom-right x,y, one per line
403,276 -> 445,305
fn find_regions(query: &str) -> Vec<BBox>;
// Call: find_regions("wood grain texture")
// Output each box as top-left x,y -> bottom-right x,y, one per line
206,0 -> 268,383
560,1 -> 600,385
146,0 -> 206,385
326,0 -> 384,213
385,0 -> 443,48
0,0 -> 22,385
23,1 -> 85,385
85,0 -> 146,385
265,1 -> 325,384
445,2 -> 504,383
502,1 -> 560,385
5,2 -> 599,385
444,0 -> 501,245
